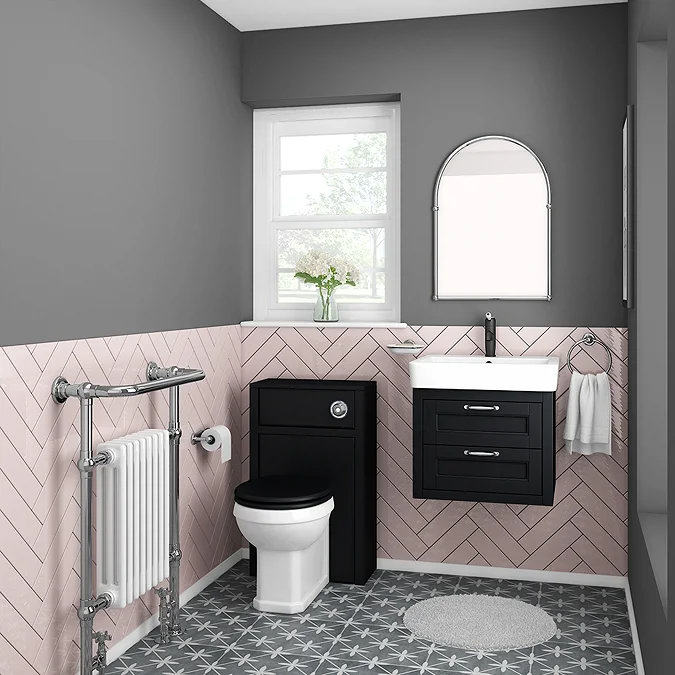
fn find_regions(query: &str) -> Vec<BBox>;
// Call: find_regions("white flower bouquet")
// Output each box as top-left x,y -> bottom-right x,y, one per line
294,250 -> 359,321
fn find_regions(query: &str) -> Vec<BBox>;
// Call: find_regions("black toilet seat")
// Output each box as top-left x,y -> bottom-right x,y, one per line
234,476 -> 332,510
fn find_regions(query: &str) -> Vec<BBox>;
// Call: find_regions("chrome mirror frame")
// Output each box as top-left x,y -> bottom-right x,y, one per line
432,135 -> 552,301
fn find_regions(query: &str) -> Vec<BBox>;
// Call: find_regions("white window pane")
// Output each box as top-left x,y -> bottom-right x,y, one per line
280,171 -> 386,216
277,228 -> 386,304
280,133 -> 386,171
253,102 -> 399,322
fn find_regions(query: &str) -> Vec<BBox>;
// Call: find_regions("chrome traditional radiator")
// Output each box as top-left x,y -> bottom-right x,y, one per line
52,362 -> 205,675
96,430 -> 170,608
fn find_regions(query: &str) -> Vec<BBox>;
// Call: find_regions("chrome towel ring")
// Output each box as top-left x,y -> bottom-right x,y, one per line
567,333 -> 612,374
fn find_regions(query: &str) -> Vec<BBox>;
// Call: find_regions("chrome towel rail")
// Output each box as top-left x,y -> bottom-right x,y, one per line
52,361 -> 205,675
566,332 -> 613,374
51,362 -> 204,402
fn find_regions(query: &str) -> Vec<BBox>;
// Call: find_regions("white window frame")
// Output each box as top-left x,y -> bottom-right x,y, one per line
253,102 -> 400,323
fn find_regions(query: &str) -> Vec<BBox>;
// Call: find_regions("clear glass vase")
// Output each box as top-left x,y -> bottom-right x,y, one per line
313,291 -> 339,322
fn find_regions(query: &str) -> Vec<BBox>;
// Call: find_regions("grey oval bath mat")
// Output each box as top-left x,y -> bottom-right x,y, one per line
403,594 -> 556,651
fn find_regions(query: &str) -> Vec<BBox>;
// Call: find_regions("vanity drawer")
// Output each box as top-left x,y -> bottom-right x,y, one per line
422,399 -> 542,448
422,445 -> 542,496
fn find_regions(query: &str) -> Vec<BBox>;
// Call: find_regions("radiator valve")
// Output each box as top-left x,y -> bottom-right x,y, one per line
92,630 -> 111,674
154,587 -> 174,644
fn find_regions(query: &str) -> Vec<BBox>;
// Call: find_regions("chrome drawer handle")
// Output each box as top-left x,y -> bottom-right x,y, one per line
330,400 -> 348,419
463,450 -> 500,457
463,404 -> 500,412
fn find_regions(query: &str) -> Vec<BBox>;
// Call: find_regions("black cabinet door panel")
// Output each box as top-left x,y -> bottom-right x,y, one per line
423,400 -> 542,448
258,433 -> 355,582
422,444 -> 542,495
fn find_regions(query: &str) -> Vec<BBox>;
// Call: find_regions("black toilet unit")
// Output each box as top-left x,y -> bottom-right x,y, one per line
244,378 -> 377,585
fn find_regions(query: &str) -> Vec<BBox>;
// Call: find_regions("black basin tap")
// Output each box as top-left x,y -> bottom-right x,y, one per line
484,312 -> 496,357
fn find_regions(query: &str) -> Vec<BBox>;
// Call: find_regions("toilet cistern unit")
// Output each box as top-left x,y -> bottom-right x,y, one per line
237,378 -> 377,613
234,476 -> 334,614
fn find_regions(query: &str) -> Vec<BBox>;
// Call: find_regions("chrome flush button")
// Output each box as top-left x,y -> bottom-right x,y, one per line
330,400 -> 348,419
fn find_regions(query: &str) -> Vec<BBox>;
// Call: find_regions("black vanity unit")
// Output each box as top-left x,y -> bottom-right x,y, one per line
413,389 -> 556,505
249,379 -> 377,584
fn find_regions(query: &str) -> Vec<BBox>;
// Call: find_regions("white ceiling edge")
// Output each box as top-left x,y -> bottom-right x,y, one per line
200,0 -> 626,32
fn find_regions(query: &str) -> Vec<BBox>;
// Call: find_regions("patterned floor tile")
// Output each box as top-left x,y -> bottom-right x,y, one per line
372,571 -> 462,598
459,577 -> 543,604
193,575 -> 259,615
235,614 -> 344,657
110,642 -> 242,674
322,582 -> 376,599
321,644 -> 545,675
537,583 -> 627,616
324,572 -> 385,595
109,565 -> 636,675
547,611 -> 632,650
210,648 -> 325,674
215,562 -> 255,585
429,648 -> 543,675
350,595 -> 416,625
114,641 -> 326,674
151,607 -> 261,648
534,642 -> 637,674
328,623 -> 425,662
303,594 -> 364,623
319,586 -> 380,611
312,656 -> 438,674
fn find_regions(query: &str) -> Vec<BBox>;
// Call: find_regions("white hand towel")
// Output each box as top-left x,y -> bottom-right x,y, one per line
563,371 -> 612,455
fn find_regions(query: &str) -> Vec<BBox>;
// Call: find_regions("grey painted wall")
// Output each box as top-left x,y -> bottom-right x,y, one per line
636,43 -> 668,515
670,0 -> 675,644
0,0 -> 251,347
241,5 -> 628,327
627,0 -> 672,671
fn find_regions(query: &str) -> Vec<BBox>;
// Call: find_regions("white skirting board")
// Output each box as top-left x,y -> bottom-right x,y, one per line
104,548 -> 244,668
376,557 -> 626,588
105,549 -> 644,675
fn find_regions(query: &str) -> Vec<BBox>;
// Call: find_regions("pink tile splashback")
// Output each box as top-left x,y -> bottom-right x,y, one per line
0,323 -> 627,675
240,325 -> 628,577
0,326 -> 241,675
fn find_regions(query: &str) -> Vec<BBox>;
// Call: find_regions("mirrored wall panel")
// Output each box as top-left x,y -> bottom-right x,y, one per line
433,136 -> 551,300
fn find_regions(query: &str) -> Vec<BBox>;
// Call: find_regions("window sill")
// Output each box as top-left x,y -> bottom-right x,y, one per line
241,321 -> 408,329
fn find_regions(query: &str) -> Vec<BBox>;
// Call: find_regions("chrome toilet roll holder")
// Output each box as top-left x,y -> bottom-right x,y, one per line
191,430 -> 216,445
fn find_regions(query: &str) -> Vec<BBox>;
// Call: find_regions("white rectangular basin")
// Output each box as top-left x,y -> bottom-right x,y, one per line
410,355 -> 560,392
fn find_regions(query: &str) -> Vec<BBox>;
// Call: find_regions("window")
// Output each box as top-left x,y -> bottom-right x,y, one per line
253,103 -> 400,322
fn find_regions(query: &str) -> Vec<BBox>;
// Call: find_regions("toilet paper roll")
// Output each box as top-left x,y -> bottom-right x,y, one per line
200,425 -> 231,463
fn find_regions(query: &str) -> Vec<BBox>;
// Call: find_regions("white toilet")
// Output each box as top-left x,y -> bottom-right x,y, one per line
234,476 -> 334,614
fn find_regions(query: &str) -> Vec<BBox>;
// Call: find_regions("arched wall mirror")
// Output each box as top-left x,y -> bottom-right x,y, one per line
433,136 -> 551,300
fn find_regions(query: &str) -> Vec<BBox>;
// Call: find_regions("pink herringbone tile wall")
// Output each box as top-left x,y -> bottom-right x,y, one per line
0,325 -> 242,675
0,322 -> 628,674
240,325 -> 628,578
